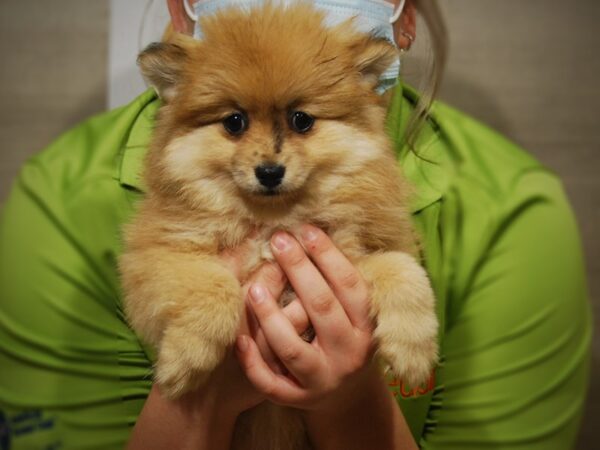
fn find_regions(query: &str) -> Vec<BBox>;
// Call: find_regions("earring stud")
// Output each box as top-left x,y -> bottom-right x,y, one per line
400,31 -> 415,51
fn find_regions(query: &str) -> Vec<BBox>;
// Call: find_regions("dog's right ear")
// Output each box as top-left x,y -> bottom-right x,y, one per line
137,40 -> 189,102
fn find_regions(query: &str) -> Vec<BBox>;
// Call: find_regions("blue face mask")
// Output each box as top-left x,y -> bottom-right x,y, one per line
183,0 -> 405,94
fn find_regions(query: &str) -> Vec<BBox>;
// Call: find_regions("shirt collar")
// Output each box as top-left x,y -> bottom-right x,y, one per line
385,83 -> 456,213
117,89 -> 159,193
118,84 -> 454,213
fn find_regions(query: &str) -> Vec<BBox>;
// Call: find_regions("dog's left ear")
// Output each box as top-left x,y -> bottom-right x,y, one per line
353,35 -> 399,90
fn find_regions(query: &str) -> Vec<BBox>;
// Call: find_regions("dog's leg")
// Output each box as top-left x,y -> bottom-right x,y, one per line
358,252 -> 438,387
120,248 -> 242,398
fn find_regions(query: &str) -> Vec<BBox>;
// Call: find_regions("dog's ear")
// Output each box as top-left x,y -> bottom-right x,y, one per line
331,19 -> 399,91
353,34 -> 399,90
138,37 -> 193,102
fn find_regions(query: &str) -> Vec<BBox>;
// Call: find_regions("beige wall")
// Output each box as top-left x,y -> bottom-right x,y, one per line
430,3 -> 600,446
0,0 -> 108,197
0,0 -> 598,446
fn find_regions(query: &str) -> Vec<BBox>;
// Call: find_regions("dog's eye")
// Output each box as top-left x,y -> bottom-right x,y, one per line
223,112 -> 248,135
289,111 -> 314,134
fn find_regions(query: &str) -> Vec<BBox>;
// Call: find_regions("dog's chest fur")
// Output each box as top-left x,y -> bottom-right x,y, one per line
241,224 -> 323,280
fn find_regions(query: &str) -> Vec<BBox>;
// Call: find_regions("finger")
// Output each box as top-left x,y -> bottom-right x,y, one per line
283,299 -> 311,335
270,232 -> 352,346
294,225 -> 372,332
235,335 -> 306,406
254,298 -> 310,349
244,261 -> 287,300
240,262 -> 286,338
252,298 -> 312,371
237,300 -> 254,337
242,264 -> 290,374
248,283 -> 321,385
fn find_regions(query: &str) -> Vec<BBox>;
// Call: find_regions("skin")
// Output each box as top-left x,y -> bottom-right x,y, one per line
127,2 -> 420,449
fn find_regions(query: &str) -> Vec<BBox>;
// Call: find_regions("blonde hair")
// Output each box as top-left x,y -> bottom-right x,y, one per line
404,0 -> 448,149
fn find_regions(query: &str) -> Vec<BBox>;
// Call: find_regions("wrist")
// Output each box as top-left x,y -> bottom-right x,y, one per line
304,367 -> 417,450
306,364 -> 382,418
127,384 -> 239,450
177,384 -> 236,424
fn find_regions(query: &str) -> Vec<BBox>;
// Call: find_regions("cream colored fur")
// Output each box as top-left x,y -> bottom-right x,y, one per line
119,3 -> 438,448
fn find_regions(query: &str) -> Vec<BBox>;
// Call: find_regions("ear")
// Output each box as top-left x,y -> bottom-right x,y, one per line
353,34 -> 399,90
137,39 -> 191,102
392,0 -> 417,50
166,0 -> 195,35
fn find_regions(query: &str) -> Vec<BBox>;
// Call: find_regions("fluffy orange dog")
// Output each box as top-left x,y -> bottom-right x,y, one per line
119,2 -> 437,448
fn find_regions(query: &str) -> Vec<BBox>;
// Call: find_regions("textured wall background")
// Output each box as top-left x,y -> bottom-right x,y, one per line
431,3 -> 600,447
0,0 -> 108,198
0,0 -> 598,447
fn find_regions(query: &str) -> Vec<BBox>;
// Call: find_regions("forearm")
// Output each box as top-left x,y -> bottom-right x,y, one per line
304,368 -> 418,450
127,384 -> 238,450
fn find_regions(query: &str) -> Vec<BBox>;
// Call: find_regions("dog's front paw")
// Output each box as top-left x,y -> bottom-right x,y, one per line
376,314 -> 438,387
155,326 -> 230,399
362,251 -> 439,387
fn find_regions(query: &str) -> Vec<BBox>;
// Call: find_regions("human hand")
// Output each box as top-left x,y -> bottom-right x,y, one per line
127,237 -> 311,450
131,229 -> 416,450
205,236 -> 310,417
235,225 -> 379,414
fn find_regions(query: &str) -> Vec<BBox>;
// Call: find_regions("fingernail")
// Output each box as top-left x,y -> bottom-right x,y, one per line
236,335 -> 249,352
250,284 -> 267,304
301,224 -> 318,243
272,232 -> 291,252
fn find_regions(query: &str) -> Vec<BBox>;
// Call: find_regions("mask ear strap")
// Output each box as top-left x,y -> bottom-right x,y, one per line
183,0 -> 198,22
389,0 -> 406,24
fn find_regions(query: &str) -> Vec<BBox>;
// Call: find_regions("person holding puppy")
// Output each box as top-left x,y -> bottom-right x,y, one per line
0,0 -> 590,449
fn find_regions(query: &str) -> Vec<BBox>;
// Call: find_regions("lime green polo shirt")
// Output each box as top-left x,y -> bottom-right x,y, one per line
0,84 -> 591,449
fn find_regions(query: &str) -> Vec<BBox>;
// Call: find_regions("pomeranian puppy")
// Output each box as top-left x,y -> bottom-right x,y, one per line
119,2 -> 438,448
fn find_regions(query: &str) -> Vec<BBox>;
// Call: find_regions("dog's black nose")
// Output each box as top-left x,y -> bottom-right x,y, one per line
255,164 -> 286,188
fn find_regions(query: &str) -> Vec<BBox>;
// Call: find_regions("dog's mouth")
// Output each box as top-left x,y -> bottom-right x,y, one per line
259,187 -> 282,197
243,183 -> 304,205
251,185 -> 290,199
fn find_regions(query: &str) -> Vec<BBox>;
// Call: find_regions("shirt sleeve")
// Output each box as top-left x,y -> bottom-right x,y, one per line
421,170 -> 592,450
0,158 -> 150,449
